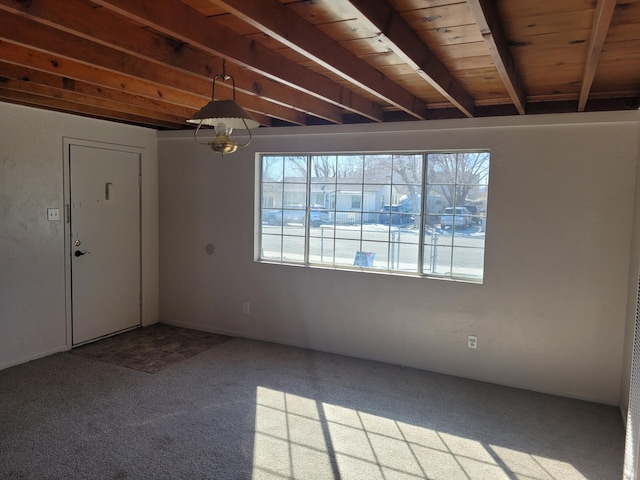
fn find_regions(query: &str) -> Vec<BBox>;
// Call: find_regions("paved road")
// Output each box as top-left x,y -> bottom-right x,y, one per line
261,222 -> 485,278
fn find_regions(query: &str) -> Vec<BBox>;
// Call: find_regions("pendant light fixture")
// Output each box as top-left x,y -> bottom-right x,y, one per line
187,59 -> 259,155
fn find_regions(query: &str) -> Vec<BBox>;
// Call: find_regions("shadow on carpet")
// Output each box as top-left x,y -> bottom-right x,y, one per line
70,323 -> 233,373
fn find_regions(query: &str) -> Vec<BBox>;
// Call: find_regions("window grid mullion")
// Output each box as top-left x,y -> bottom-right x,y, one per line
417,153 -> 427,275
259,151 -> 487,282
359,155 -> 365,265
304,154 -> 311,265
280,162 -> 285,262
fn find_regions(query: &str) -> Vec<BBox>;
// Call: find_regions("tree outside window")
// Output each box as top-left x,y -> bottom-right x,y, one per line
259,151 -> 490,282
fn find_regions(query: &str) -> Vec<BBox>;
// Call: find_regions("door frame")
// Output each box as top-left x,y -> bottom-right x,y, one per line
63,138 -> 146,347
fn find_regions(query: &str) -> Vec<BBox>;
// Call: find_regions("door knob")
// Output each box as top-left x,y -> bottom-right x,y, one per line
74,250 -> 90,257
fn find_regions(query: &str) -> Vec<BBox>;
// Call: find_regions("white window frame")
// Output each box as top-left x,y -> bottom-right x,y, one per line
257,151 -> 489,283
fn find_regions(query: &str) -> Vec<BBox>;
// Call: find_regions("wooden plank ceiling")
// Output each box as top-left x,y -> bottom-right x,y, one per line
0,0 -> 638,130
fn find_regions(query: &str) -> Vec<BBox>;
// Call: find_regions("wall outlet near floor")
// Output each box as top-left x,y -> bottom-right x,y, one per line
242,302 -> 250,315
468,335 -> 478,349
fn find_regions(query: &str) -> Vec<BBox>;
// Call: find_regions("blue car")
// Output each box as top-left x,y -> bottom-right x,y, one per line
263,204 -> 330,227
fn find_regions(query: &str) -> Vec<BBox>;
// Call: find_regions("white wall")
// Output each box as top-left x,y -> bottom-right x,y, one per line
621,121 -> 640,421
0,103 -> 159,370
159,111 -> 640,406
3,102 -> 635,406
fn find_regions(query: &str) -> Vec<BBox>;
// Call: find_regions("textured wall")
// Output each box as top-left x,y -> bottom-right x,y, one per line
0,103 -> 159,369
159,112 -> 640,405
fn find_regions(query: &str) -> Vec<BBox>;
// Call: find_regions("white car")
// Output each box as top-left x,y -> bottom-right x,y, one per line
440,207 -> 472,229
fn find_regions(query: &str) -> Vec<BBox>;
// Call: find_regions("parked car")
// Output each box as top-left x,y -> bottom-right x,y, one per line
263,204 -> 329,227
379,205 -> 415,225
462,204 -> 482,225
308,204 -> 330,227
262,208 -> 281,225
440,206 -> 472,229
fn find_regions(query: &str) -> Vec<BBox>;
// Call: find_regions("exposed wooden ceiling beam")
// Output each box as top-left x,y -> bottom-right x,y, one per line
210,0 -> 428,120
0,74 -> 189,124
578,0 -> 617,112
0,41 -> 206,111
90,0 -> 384,122
467,0 -> 527,115
0,87 -> 184,129
0,61 -> 194,118
339,0 -> 475,118
0,10 -> 304,125
0,58 -> 269,128
0,0 -> 344,125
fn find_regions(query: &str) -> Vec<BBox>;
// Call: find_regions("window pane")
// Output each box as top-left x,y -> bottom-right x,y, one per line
335,184 -> 363,213
262,208 -> 283,225
284,156 -> 307,182
282,204 -> 304,221
364,187 -> 390,214
424,186 -> 446,215
283,184 -> 306,207
452,247 -> 485,279
284,224 -> 306,238
378,205 -> 416,227
262,156 -> 283,182
376,212 -> 389,225
460,184 -> 486,205
392,154 -> 422,185
425,227 -> 453,247
387,240 -> 419,272
424,215 -> 441,231
337,155 -> 363,183
310,183 -> 332,208
334,239 -> 361,267
261,234 -> 282,261
262,183 -> 283,210
337,211 -> 361,226
361,223 -> 389,243
282,235 -> 305,263
394,227 -> 419,245
310,224 -> 336,240
321,214 -> 336,229
363,154 -> 392,184
309,236 -> 334,265
456,152 -> 490,185
427,184 -> 454,210
453,226 -> 485,248
423,245 -> 453,277
310,155 -> 337,182
334,222 -> 362,240
428,154 -> 456,185
396,187 -> 421,214
358,241 -> 385,270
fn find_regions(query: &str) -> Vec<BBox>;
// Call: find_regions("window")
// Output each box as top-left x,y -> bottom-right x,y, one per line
259,152 -> 489,282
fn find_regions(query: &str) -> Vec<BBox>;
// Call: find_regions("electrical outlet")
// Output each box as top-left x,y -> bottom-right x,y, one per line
47,208 -> 60,221
242,302 -> 250,314
468,335 -> 478,349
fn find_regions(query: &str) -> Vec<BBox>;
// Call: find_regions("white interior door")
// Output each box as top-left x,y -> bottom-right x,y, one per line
70,144 -> 141,345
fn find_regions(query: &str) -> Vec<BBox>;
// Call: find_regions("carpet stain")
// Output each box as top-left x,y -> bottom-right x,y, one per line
70,323 -> 233,373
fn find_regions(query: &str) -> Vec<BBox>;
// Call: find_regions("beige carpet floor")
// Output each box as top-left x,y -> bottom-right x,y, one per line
0,332 -> 625,479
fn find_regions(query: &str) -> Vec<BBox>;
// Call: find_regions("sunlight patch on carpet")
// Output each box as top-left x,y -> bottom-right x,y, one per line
251,386 -> 587,480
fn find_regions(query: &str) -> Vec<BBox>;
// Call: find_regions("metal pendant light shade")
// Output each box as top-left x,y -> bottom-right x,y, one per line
188,100 -> 259,129
187,59 -> 259,155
